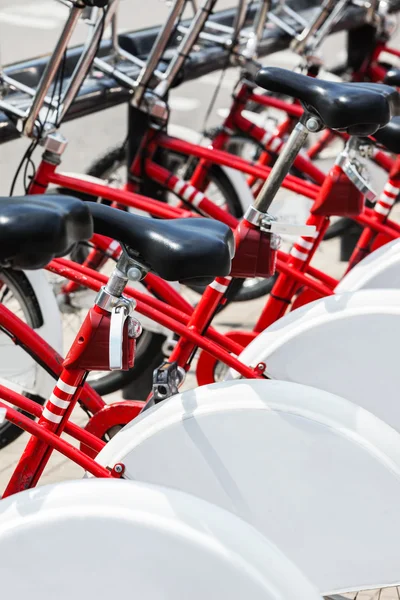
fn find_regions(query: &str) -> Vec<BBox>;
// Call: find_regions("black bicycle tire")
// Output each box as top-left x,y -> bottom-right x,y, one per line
234,274 -> 278,302
323,217 -> 354,240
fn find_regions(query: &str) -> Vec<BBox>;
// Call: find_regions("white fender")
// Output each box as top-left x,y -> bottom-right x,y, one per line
0,270 -> 62,399
229,289 -> 400,434
0,478 -> 322,600
95,378 -> 400,595
336,238 -> 400,292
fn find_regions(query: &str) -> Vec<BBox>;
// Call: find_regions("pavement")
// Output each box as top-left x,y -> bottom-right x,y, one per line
0,3 -> 400,597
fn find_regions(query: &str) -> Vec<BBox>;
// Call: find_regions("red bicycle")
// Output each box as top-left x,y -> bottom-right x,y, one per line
1,66 -> 398,452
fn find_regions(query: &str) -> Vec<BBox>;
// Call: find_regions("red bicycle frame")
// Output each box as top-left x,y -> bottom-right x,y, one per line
3,28 -> 400,499
27,117 -> 400,312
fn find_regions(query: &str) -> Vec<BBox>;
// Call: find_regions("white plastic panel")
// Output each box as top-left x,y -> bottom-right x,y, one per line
336,239 -> 400,293
96,379 -> 400,595
231,290 -> 400,434
0,478 -> 322,600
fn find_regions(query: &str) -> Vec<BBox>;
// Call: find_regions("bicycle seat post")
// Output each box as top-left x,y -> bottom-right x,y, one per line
254,113 -> 323,214
96,248 -> 145,371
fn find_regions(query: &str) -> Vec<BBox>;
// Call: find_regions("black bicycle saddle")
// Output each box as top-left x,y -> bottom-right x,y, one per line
0,195 -> 93,270
256,67 -> 400,135
384,68 -> 400,87
87,202 -> 235,282
373,116 -> 400,154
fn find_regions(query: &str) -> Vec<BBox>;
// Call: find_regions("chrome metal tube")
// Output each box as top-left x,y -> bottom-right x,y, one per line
290,0 -> 339,54
254,0 -> 271,46
366,0 -> 379,23
204,21 -> 236,35
177,25 -> 231,46
154,0 -> 219,97
58,0 -> 118,122
133,0 -> 186,105
231,0 -> 248,46
281,4 -> 308,28
311,0 -> 348,52
1,74 -> 60,109
254,121 -> 309,213
111,6 -> 119,57
92,56 -> 138,88
0,100 -> 26,120
23,2 -> 84,137
242,0 -> 271,60
267,11 -> 299,37
109,5 -> 165,80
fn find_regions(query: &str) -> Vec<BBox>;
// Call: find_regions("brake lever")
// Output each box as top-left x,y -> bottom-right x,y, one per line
109,304 -> 129,371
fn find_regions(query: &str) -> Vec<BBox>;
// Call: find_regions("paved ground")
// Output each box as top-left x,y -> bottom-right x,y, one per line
0,2 -> 400,597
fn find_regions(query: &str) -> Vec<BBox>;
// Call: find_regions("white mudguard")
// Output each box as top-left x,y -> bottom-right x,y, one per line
336,238 -> 400,292
95,378 -> 400,595
0,270 -> 62,400
0,478 -> 322,600
230,289 -> 400,433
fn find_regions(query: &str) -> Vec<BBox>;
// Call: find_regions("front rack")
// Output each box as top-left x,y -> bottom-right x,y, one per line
0,0 -> 394,145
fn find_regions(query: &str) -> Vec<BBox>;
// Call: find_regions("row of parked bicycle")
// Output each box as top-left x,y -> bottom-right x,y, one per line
2,0 -> 400,598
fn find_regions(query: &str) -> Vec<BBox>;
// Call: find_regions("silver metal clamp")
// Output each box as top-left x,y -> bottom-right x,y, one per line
244,205 -> 316,237
109,301 -> 142,371
336,140 -> 377,202
109,304 -> 129,371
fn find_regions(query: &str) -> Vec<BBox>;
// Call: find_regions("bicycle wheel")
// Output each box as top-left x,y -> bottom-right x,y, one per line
0,269 -> 46,448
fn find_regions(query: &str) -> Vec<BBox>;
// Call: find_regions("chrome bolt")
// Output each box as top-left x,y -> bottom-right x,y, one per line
127,267 -> 142,281
306,117 -> 320,132
114,463 -> 124,474
128,317 -> 142,339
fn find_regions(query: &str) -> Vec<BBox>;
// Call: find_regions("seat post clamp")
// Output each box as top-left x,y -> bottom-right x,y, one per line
152,361 -> 186,404
243,205 -> 316,239
336,139 -> 377,202
42,133 -> 68,165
